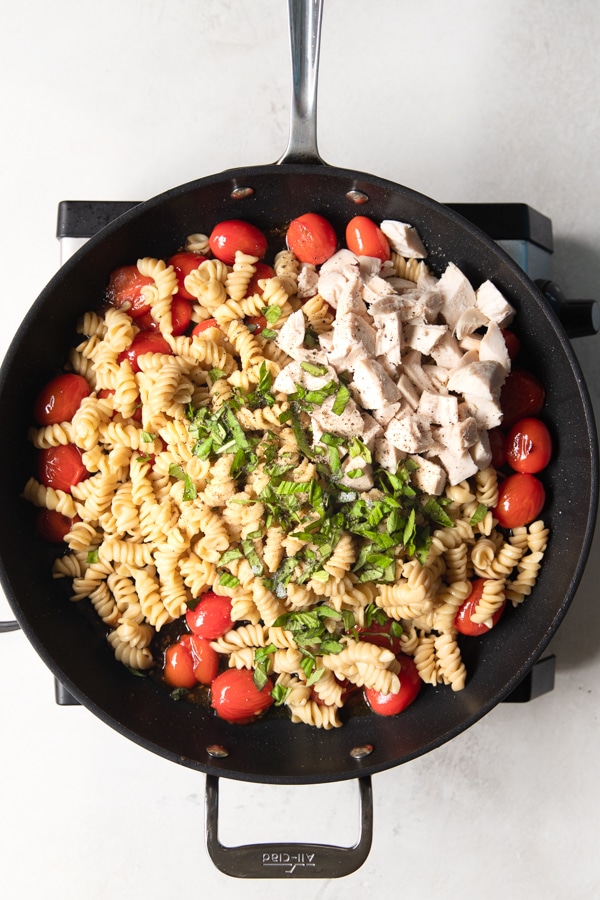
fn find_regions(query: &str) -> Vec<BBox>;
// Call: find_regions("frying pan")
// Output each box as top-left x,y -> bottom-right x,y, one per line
0,0 -> 597,879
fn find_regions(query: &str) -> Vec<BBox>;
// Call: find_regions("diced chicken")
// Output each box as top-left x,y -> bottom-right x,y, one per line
329,313 -> 377,370
361,273 -> 398,306
434,417 -> 479,453
371,401 -> 402,427
360,412 -> 384,450
385,412 -> 433,454
470,429 -> 493,469
320,249 -> 360,275
475,280 -> 516,327
446,360 -> 506,402
422,364 -> 450,392
404,323 -> 448,354
454,306 -> 489,340
461,396 -> 503,430
374,435 -> 405,472
479,321 -> 511,373
380,220 -> 428,259
275,309 -> 327,365
401,356 -> 436,395
352,359 -> 401,410
339,455 -> 374,491
436,446 -> 479,485
336,274 -> 369,319
272,360 -> 338,395
309,394 -> 365,440
358,256 -> 382,279
317,270 -> 348,310
409,455 -> 447,496
373,311 -> 403,365
429,331 -> 468,368
297,263 -> 318,299
396,372 -> 422,410
417,390 -> 459,425
437,262 -> 477,330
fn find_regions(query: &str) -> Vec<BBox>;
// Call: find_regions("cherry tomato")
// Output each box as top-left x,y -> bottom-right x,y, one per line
500,369 -> 545,429
118,332 -> 173,374
364,654 -> 421,716
106,265 -> 153,318
286,212 -> 337,265
454,579 -> 506,636
501,329 -> 521,360
37,444 -> 89,494
345,216 -> 390,262
505,417 -> 553,474
355,618 -> 404,655
494,472 -> 546,529
191,318 -> 219,336
208,220 -> 268,265
210,668 -> 274,724
33,373 -> 91,426
488,427 -> 507,469
135,296 -> 193,336
188,635 -> 219,685
164,640 -> 197,690
245,315 -> 268,334
186,591 -> 233,640
245,262 -> 275,297
35,508 -> 74,543
167,251 -> 208,300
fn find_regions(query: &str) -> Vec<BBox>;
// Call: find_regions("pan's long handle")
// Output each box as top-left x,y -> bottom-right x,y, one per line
205,774 -> 373,879
277,0 -> 325,165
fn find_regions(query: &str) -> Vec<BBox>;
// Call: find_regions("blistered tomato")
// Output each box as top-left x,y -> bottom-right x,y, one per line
494,473 -> 546,529
118,332 -> 173,373
364,654 -> 421,716
107,265 -> 153,318
37,444 -> 89,494
186,591 -> 233,640
500,369 -> 545,429
167,251 -> 208,299
505,417 -> 553,474
135,296 -> 193,336
35,508 -> 74,543
208,220 -> 268,265
345,216 -> 390,261
286,212 -> 337,265
33,373 -> 90,426
210,668 -> 274,724
454,579 -> 506,636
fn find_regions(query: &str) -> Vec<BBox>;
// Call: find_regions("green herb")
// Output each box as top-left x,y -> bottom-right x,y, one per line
300,361 -> 329,377
253,644 -> 277,690
86,548 -> 99,564
470,503 -> 489,525
219,572 -> 240,588
332,381 -> 351,415
208,367 -> 227,382
262,305 -> 282,325
218,548 -> 243,566
241,538 -> 264,576
168,463 -> 197,501
260,328 -> 278,341
141,431 -> 156,443
271,682 -> 291,706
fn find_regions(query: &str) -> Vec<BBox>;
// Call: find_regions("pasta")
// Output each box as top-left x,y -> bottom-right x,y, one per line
24,213 -> 551,730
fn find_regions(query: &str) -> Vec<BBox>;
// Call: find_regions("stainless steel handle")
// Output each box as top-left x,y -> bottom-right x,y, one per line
277,0 -> 325,165
205,774 -> 373,879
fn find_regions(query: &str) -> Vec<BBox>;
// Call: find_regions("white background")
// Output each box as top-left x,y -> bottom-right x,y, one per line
1,1 -> 599,898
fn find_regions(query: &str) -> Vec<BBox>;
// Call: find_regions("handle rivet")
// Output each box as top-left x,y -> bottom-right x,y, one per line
207,744 -> 230,758
350,744 -> 374,760
346,190 -> 369,205
230,186 -> 255,200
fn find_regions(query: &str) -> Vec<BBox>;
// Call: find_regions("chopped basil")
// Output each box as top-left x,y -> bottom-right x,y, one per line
470,502 -> 489,525
141,431 -> 156,443
332,382 -> 351,415
260,328 -> 278,341
219,572 -> 240,588
300,361 -> 329,377
218,548 -> 243,566
168,464 -> 197,501
262,305 -> 282,325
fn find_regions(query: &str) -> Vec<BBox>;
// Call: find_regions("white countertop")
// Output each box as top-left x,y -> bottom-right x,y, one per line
1,1 -> 599,897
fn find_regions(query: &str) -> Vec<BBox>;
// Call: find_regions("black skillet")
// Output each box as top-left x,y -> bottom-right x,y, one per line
0,0 -> 597,879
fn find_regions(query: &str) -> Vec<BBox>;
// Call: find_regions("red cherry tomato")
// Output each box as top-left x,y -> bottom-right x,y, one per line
188,635 -> 219,685
186,591 -> 233,640
245,262 -> 276,297
33,373 -> 91,426
37,444 -> 89,494
210,668 -> 274,724
35,508 -> 74,543
208,220 -> 268,265
191,318 -> 219,336
454,579 -> 506,636
345,216 -> 390,262
355,618 -> 404,656
167,251 -> 208,300
118,332 -> 173,374
107,265 -> 153,318
364,654 -> 421,716
488,427 -> 507,469
505,417 -> 553,474
500,369 -> 545,429
245,315 -> 268,334
494,472 -> 546,529
164,640 -> 197,690
286,212 -> 337,265
501,329 -> 521,360
135,296 -> 193,336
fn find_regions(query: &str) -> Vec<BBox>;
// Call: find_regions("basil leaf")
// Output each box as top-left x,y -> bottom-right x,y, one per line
300,361 -> 329,377
332,382 -> 351,415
